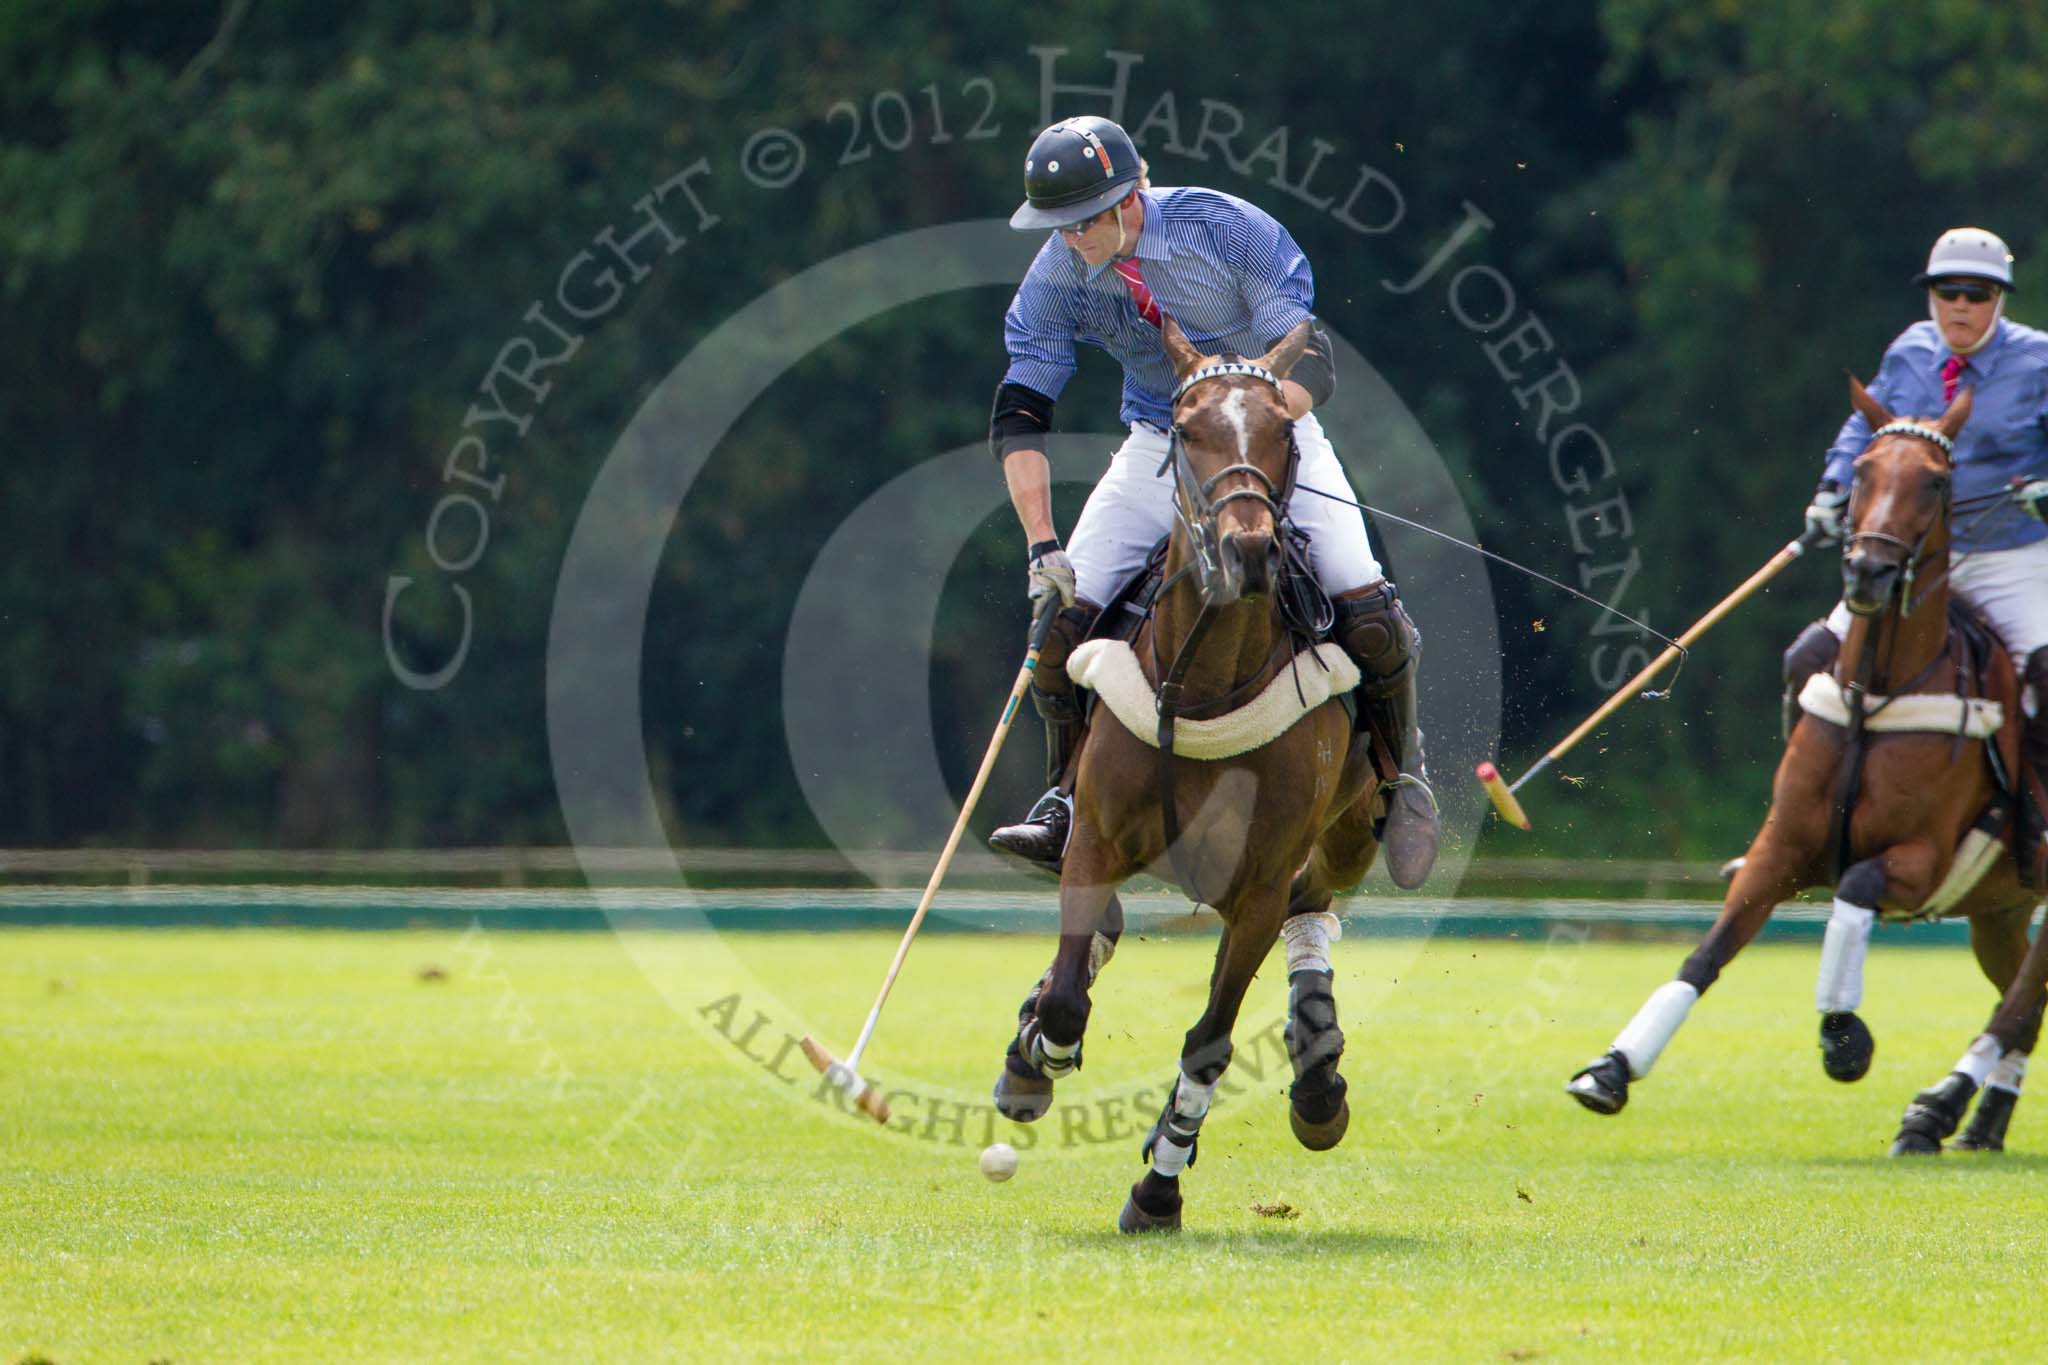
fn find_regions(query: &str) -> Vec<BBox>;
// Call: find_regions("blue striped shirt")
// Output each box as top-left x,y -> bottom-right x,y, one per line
1823,316 -> 2048,553
1002,186 -> 1315,429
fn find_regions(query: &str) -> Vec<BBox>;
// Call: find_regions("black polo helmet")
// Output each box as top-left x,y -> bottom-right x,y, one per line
1009,116 -> 1142,231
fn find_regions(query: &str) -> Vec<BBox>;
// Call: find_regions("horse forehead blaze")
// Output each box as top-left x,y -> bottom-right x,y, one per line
1179,381 -> 1288,472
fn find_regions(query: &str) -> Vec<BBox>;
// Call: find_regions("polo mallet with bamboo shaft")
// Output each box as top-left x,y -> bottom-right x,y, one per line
1477,529 -> 1821,830
801,597 -> 1064,1123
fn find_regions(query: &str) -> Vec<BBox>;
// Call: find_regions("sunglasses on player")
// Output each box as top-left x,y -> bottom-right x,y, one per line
1058,205 -> 1120,237
1931,282 -> 1998,304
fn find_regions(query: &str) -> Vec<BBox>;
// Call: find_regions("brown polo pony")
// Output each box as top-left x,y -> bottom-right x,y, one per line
1566,378 -> 2043,1152
990,318 -> 1394,1232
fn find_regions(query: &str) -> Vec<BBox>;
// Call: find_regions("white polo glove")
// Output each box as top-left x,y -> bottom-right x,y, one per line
2016,479 -> 2048,523
1026,541 -> 1075,610
1803,482 -> 1849,545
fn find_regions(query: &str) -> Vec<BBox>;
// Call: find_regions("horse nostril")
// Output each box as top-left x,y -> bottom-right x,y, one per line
1226,531 -> 1275,595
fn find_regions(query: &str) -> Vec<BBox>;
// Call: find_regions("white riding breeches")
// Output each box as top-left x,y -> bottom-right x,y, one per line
1065,414 -> 1384,608
1825,538 -> 2048,668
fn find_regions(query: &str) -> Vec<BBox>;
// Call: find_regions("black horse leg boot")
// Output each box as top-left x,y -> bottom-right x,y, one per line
2021,648 -> 2048,892
1332,582 -> 1438,889
989,605 -> 1097,879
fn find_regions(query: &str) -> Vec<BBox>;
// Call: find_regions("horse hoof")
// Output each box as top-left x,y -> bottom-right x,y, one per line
1819,1011 -> 1875,1083
1117,1184 -> 1182,1235
992,1052 -> 1055,1123
1952,1086 -> 2017,1153
1566,1049 -> 1629,1115
1889,1130 -> 1942,1157
1289,1096 -> 1350,1152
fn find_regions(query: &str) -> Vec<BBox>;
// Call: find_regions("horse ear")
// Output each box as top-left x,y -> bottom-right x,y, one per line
1847,373 -> 1893,432
1160,314 -> 1204,377
1257,320 -> 1312,382
1935,382 -> 1973,444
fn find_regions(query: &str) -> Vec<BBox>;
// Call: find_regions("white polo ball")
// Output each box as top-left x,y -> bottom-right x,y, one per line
979,1141 -> 1018,1182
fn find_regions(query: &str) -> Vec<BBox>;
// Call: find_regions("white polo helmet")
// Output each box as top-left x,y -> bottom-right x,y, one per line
1914,227 -> 2016,292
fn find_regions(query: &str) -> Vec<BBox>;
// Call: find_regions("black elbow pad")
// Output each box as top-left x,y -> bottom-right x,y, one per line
990,381 -> 1055,463
1277,320 -> 1336,408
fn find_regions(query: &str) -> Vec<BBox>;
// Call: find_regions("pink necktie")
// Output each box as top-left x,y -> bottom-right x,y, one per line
1941,354 -> 1967,403
1111,259 -> 1162,329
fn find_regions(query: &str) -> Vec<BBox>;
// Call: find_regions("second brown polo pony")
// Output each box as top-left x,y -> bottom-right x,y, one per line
1565,378 -> 2043,1151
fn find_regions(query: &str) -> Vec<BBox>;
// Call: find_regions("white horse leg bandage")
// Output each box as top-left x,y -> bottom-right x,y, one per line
1170,1068 -> 1217,1124
1612,981 -> 1699,1080
1282,911 -> 1341,977
1151,1133 -> 1194,1176
1150,1067 -> 1217,1178
1953,1032 -> 2003,1087
1815,901 -> 1876,1013
1037,1035 -> 1079,1070
1988,1049 -> 2029,1094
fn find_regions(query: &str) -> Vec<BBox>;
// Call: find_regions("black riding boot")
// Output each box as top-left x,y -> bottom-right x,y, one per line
2020,649 -> 2048,893
988,605 -> 1096,879
1781,619 -> 1841,741
1332,582 -> 1438,889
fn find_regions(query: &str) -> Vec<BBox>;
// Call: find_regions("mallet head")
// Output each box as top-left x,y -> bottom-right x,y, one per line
799,1035 -> 892,1124
1475,761 -> 1532,831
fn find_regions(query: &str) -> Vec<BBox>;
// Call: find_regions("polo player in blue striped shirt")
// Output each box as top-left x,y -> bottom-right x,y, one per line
984,115 -> 1440,890
1784,227 -> 2048,899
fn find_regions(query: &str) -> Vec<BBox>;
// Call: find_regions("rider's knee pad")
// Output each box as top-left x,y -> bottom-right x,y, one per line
1029,603 -> 1099,723
1331,581 -> 1418,698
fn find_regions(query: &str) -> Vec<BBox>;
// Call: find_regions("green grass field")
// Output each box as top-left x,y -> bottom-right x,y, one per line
5,921 -> 2047,1363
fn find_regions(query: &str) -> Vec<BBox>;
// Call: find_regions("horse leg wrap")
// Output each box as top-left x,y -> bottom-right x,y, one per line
1143,1068 -> 1217,1176
1286,968 -> 1348,1144
1086,929 -> 1117,983
1023,1024 -> 1081,1079
1957,1049 -> 2027,1151
1894,1071 -> 1978,1153
1815,901 -> 1876,1013
1952,1032 -> 2003,1088
1281,910 -> 1340,976
1612,980 -> 1699,1080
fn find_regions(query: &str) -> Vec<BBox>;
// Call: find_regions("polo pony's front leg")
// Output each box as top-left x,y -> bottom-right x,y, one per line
992,869 -> 1123,1124
1121,909 -> 1279,1233
1568,837 -> 1808,1113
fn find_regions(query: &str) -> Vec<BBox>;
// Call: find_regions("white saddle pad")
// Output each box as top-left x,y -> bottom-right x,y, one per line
1067,639 -> 1361,760
1797,672 -> 2003,739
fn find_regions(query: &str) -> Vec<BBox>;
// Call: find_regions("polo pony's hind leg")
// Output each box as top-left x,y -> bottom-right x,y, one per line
1955,906 -> 2040,1151
1894,903 -> 2043,1156
1120,910 -> 1280,1234
993,884 -> 1123,1123
1278,807 -> 1376,1151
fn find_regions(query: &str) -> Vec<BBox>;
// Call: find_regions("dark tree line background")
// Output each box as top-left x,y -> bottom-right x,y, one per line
2,1 -> 2040,857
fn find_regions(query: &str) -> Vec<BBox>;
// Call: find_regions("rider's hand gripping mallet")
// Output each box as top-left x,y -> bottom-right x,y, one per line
801,599 -> 1064,1123
1478,531 -> 1818,830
